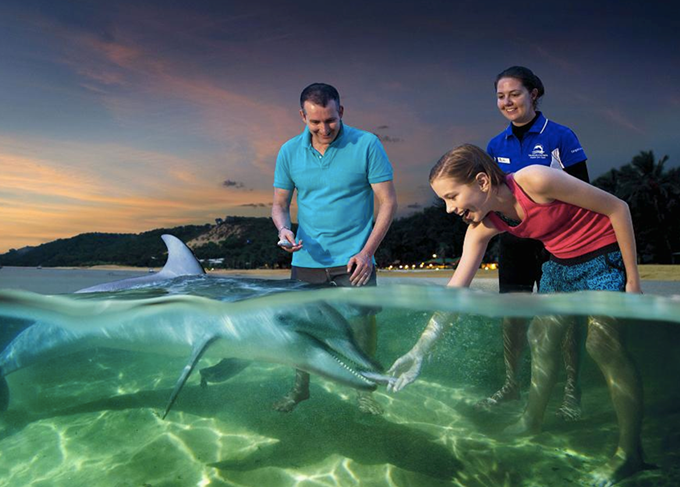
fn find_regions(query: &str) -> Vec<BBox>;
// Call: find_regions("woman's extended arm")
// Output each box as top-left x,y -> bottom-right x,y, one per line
387,221 -> 501,392
387,311 -> 457,392
448,220 -> 501,287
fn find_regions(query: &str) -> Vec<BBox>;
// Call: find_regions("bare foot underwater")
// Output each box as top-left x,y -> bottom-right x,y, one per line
272,388 -> 310,413
503,418 -> 647,486
555,381 -> 582,421
587,449 -> 647,487
503,414 -> 541,436
273,371 -> 311,413
356,391 -> 383,415
475,380 -> 520,409
272,386 -> 384,415
476,381 -> 582,421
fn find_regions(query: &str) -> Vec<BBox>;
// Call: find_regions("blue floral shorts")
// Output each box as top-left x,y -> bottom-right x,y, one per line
539,248 -> 625,294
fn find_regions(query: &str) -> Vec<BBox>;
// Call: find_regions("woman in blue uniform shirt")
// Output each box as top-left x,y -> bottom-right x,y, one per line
481,66 -> 590,420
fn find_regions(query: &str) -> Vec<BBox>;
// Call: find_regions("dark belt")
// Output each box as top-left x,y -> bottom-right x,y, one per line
549,242 -> 620,266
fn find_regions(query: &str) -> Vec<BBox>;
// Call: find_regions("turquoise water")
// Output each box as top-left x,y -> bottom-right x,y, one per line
1,276 -> 679,486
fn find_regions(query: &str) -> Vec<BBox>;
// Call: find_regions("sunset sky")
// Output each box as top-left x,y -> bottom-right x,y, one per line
1,0 -> 678,253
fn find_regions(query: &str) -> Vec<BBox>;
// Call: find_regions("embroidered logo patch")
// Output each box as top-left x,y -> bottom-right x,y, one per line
529,144 -> 549,159
497,157 -> 510,163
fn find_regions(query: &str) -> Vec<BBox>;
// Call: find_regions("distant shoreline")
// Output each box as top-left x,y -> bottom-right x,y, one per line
13,264 -> 680,281
39,266 -> 485,280
2,265 -> 679,296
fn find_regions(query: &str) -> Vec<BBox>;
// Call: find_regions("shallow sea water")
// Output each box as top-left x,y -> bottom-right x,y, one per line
0,273 -> 679,487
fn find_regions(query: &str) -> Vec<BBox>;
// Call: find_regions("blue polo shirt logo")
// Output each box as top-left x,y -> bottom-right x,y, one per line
529,144 -> 548,160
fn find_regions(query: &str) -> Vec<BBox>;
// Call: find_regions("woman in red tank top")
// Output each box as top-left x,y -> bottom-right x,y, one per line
388,144 -> 644,487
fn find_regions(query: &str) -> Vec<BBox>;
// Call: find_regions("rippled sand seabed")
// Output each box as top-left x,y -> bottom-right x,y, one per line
1,267 -> 679,486
2,335 -> 679,486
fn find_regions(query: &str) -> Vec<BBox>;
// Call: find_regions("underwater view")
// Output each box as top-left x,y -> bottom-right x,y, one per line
1,272 -> 679,487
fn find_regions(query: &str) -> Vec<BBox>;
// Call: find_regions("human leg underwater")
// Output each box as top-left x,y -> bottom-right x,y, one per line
504,315 -> 572,434
586,316 -> 644,486
480,234 -> 582,412
273,265 -> 382,414
507,249 -> 645,485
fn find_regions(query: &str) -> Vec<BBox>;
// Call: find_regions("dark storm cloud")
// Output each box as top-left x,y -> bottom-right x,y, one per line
223,180 -> 245,189
240,203 -> 270,208
376,134 -> 404,143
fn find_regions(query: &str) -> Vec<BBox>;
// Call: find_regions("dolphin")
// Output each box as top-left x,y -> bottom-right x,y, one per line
76,234 -> 205,293
0,289 -> 381,418
74,233 -> 319,390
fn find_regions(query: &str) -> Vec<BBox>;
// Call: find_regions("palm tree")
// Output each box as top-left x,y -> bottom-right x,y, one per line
592,167 -> 620,195
595,151 -> 679,263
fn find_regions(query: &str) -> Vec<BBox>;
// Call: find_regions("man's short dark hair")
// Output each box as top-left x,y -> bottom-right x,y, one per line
300,83 -> 340,112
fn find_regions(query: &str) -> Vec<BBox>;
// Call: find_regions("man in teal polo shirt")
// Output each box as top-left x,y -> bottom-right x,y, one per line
272,83 -> 397,413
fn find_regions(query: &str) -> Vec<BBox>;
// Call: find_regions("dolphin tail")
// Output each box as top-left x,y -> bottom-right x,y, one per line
162,336 -> 217,420
0,369 -> 9,411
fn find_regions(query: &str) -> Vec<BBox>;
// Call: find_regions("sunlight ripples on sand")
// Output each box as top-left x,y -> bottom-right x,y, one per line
1,276 -> 679,486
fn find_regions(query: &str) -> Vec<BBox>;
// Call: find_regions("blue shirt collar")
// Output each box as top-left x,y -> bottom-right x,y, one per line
302,122 -> 345,149
503,112 -> 547,139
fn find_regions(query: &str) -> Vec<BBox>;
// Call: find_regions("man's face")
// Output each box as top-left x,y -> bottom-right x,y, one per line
300,100 -> 344,148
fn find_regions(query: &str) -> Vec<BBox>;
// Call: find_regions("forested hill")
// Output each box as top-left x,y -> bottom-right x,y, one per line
0,212 -> 470,270
0,225 -> 212,268
0,216 -> 306,269
1,149 -> 678,268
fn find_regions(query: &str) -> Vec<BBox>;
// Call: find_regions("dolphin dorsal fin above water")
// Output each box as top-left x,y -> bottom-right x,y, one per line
76,234 -> 204,293
158,234 -> 205,278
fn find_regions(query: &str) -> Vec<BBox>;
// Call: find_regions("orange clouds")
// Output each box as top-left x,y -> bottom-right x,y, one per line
0,19 -> 307,252
0,136 -> 274,253
2,7 -> 549,256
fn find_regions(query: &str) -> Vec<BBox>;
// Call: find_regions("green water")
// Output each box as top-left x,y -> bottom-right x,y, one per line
1,280 -> 679,486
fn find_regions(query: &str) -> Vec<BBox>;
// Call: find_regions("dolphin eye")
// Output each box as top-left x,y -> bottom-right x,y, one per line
276,313 -> 295,326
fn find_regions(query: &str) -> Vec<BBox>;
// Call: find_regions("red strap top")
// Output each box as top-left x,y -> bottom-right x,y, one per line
487,174 -> 618,259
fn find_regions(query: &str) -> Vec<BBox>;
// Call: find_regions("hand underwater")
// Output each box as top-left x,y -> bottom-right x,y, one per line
386,350 -> 424,392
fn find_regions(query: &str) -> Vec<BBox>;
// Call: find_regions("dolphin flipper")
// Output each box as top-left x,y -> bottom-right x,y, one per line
162,336 -> 217,420
0,375 -> 9,411
199,358 -> 251,388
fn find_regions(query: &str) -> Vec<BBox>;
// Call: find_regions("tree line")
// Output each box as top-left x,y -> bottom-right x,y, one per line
591,151 -> 679,264
0,226 -> 211,268
1,151 -> 677,269
379,150 -> 680,266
